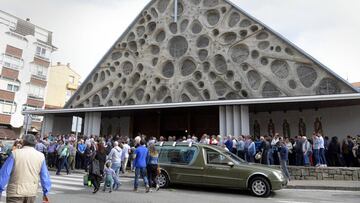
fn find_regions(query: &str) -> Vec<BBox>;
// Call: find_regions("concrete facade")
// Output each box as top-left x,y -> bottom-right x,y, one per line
219,105 -> 249,136
83,112 -> 101,136
66,0 -> 356,109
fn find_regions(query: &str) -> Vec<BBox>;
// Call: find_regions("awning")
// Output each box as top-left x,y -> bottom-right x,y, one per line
22,93 -> 360,115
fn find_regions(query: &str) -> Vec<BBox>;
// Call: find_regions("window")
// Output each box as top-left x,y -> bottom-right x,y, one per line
205,149 -> 231,165
0,100 -> 16,114
158,146 -> 198,165
7,84 -> 19,92
35,46 -> 49,59
31,64 -> 47,80
68,76 -> 75,84
28,85 -> 45,99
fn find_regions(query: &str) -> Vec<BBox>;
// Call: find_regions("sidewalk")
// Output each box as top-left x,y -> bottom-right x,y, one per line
286,180 -> 360,191
54,169 -> 360,191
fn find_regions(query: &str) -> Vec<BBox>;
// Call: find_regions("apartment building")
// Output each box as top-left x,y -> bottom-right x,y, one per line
352,82 -> 360,92
45,62 -> 81,109
0,10 -> 57,138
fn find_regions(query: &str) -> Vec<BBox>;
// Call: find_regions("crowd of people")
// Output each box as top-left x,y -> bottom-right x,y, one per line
0,131 -> 359,194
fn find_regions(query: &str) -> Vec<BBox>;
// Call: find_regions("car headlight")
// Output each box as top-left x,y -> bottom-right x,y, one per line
273,171 -> 284,180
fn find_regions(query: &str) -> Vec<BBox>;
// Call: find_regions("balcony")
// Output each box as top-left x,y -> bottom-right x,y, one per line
30,76 -> 47,87
0,114 -> 11,125
0,54 -> 24,70
31,73 -> 47,81
67,82 -> 78,90
1,67 -> 19,80
0,89 -> 15,101
33,56 -> 50,67
26,97 -> 44,108
34,53 -> 49,61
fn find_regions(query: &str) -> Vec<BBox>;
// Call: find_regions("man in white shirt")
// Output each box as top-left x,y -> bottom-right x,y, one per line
318,133 -> 327,167
108,141 -> 122,177
121,141 -> 131,174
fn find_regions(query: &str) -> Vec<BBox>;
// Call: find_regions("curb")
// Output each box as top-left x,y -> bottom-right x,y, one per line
49,169 -> 360,192
286,185 -> 360,191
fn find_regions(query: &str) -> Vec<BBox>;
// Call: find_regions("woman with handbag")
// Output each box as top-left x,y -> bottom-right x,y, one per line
147,144 -> 160,191
89,141 -> 107,193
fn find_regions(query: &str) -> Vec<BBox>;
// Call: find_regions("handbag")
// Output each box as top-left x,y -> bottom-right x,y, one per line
255,152 -> 262,160
91,159 -> 101,176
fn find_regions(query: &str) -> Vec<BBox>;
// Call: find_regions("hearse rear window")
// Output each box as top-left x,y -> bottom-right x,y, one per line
158,146 -> 198,165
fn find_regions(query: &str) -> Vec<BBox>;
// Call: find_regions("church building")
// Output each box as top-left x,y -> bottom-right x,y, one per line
25,0 -> 360,140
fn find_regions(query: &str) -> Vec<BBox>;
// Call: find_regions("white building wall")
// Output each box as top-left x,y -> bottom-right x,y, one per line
0,11 -> 55,132
250,105 -> 360,140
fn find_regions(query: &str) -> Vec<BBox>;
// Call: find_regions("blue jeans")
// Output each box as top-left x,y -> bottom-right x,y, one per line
280,160 -> 290,179
303,151 -> 311,166
267,150 -> 273,165
134,167 -> 149,189
313,149 -> 320,165
112,163 -> 121,176
319,148 -> 327,165
112,162 -> 121,186
57,156 -> 69,174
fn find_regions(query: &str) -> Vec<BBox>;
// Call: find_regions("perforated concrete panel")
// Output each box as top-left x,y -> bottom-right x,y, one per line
66,0 -> 356,108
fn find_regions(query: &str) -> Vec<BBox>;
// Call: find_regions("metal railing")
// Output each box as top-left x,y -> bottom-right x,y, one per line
31,73 -> 47,81
0,54 -> 23,70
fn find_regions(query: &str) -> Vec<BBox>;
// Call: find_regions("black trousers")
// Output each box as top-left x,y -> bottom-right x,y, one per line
147,164 -> 159,187
90,174 -> 102,190
47,152 -> 56,168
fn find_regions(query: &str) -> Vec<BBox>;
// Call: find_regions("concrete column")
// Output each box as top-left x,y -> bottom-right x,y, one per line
84,112 -> 102,137
240,105 -> 250,135
41,114 -> 54,138
233,105 -> 241,137
226,105 -> 234,136
219,106 -> 226,136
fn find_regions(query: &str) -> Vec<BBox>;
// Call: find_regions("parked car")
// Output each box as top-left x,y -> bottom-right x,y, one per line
155,142 -> 287,197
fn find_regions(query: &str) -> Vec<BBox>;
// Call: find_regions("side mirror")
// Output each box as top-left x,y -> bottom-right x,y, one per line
227,162 -> 234,167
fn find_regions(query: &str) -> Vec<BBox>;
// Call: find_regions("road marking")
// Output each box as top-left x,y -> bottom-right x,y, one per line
51,183 -> 84,191
277,201 -> 312,203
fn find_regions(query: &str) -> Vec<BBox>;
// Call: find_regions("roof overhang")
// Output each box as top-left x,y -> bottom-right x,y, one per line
23,93 -> 360,115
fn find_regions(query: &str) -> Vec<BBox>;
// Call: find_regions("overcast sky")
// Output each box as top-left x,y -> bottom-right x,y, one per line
2,0 -> 360,83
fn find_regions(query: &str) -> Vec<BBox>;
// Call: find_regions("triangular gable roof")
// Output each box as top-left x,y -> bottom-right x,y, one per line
65,0 -> 357,109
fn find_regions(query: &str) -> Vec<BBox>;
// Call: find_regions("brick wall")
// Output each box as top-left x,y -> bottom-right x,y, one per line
0,114 -> 11,124
5,45 -> 23,58
30,77 -> 47,87
26,98 -> 44,108
274,166 -> 360,181
33,57 -> 50,67
1,67 -> 19,80
0,90 -> 15,101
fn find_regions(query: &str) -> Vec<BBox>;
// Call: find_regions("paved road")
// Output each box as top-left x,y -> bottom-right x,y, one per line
1,172 -> 359,203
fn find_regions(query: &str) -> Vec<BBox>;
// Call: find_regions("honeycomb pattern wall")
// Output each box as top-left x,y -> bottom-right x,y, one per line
67,0 -> 355,108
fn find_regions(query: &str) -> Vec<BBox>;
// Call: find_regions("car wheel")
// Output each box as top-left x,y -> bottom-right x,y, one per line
157,171 -> 170,188
249,176 -> 271,197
